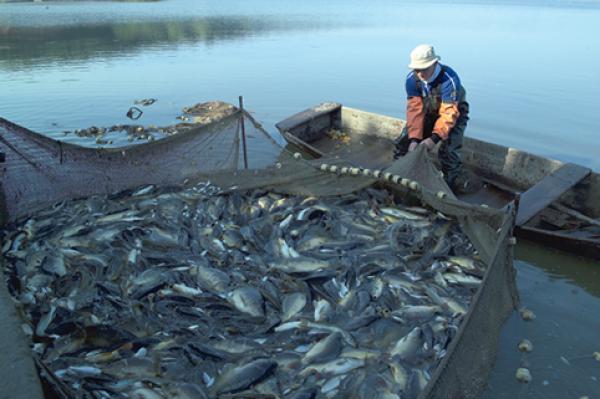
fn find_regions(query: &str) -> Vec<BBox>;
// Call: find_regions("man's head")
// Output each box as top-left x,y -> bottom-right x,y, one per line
409,44 -> 440,80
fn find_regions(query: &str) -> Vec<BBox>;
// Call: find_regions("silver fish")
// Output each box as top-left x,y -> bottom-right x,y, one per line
41,254 -> 67,276
282,292 -> 307,321
192,263 -> 230,293
390,305 -> 441,323
210,358 -> 277,395
314,299 -> 334,322
389,327 -> 422,358
302,332 -> 343,365
443,273 -> 482,288
300,357 -> 364,377
228,286 -> 265,317
269,258 -> 332,273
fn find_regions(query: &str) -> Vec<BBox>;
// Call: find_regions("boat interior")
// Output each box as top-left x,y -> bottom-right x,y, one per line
276,103 -> 600,259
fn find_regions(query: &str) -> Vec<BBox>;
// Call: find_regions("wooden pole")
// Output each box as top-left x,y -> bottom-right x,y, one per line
239,96 -> 248,169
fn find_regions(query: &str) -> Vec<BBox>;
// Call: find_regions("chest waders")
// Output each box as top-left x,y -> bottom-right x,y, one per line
417,68 -> 469,188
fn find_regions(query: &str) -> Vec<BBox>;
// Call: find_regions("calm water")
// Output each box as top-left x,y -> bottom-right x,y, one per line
484,241 -> 600,399
1,1 -> 600,397
1,0 -> 600,170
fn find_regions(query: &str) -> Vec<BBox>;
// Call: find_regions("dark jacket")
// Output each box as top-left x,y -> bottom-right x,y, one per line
405,64 -> 467,141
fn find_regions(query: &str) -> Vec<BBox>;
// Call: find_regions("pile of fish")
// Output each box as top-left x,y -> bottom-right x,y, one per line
64,124 -> 167,144
1,181 -> 486,399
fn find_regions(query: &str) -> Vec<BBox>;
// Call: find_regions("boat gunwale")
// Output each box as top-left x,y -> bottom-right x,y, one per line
277,103 -> 600,259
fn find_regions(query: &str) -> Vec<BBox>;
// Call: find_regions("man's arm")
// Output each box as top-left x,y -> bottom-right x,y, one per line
431,102 -> 460,140
431,73 -> 461,140
405,75 -> 424,141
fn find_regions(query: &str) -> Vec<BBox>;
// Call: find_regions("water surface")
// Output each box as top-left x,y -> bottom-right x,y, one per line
1,0 -> 599,169
484,241 -> 600,398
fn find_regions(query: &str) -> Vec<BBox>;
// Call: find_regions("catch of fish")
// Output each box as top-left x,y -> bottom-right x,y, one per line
1,180 -> 486,399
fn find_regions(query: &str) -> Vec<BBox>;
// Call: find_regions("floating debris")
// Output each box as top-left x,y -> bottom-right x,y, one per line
126,106 -> 143,120
61,101 -> 239,145
181,101 -> 238,125
134,98 -> 157,106
594,351 -> 600,361
519,307 -> 536,321
2,183 -> 485,398
515,368 -> 532,383
518,339 -> 533,353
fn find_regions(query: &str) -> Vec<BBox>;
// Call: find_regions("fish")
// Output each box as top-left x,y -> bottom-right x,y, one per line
96,210 -> 143,224
443,273 -> 482,288
379,207 -> 425,221
302,332 -> 343,365
278,237 -> 301,259
282,292 -> 307,321
304,321 -> 357,348
41,254 -> 67,276
297,205 -> 331,221
172,283 -> 203,297
222,229 -> 244,249
210,358 -> 277,395
313,299 -> 334,322
35,304 -> 57,337
297,234 -> 329,252
390,305 -> 442,323
228,286 -> 265,318
300,358 -> 364,377
167,383 -> 209,399
192,263 -> 230,293
1,181 -> 486,399
389,327 -> 422,358
129,387 -> 164,399
269,258 -> 333,273
389,360 -> 410,391
287,387 -> 318,399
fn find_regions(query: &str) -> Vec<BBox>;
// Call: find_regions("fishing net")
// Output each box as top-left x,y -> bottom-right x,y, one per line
0,105 -> 518,399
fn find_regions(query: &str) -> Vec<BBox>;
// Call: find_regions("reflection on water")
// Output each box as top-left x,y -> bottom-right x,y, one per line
0,17 -> 323,71
515,240 -> 600,298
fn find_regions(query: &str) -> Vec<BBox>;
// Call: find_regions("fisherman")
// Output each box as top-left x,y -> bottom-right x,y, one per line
397,44 -> 470,192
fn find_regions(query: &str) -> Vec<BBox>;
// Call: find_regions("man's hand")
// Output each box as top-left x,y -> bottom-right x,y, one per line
420,137 -> 436,151
408,141 -> 419,152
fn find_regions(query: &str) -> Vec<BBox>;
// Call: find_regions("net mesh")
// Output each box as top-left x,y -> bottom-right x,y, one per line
0,108 -> 518,399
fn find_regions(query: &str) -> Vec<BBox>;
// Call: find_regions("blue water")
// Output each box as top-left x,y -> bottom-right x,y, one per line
1,1 -> 600,397
1,0 -> 600,170
484,242 -> 600,399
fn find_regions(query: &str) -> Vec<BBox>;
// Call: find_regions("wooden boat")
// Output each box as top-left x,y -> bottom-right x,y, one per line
276,103 -> 600,260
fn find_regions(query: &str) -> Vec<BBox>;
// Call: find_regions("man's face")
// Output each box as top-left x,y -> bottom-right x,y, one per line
414,63 -> 436,81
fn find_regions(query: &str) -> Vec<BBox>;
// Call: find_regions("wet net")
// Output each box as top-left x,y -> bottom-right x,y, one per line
0,106 -> 518,399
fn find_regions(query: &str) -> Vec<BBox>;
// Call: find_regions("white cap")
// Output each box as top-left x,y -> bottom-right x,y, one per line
408,44 -> 441,69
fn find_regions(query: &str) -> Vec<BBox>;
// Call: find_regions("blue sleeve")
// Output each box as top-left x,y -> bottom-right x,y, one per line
440,70 -> 461,103
405,73 -> 420,98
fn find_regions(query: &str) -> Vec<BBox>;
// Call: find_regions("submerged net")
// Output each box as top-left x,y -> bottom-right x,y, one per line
0,107 -> 518,399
